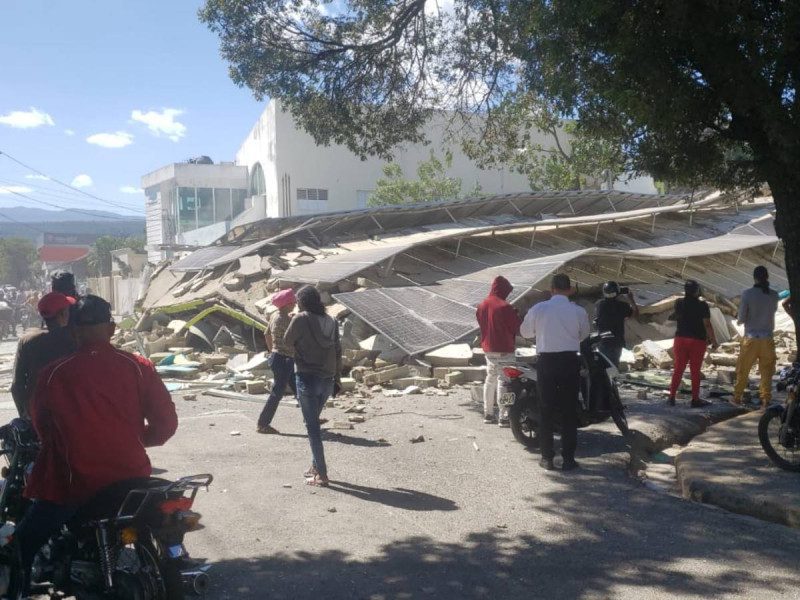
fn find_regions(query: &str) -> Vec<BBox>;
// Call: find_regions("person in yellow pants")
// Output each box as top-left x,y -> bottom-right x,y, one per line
733,266 -> 779,407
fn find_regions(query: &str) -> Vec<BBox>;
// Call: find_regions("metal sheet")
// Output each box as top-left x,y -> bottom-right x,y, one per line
170,246 -> 240,271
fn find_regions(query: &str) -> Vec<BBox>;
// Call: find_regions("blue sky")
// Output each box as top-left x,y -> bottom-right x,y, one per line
0,1 -> 265,217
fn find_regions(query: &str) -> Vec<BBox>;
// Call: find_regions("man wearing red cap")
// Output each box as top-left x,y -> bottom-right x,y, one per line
257,288 -> 297,433
11,292 -> 77,418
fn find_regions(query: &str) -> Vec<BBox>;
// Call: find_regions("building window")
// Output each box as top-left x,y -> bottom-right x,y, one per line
232,189 -> 249,218
178,187 -> 197,233
214,188 -> 232,221
297,188 -> 329,214
197,188 -> 214,229
250,162 -> 266,196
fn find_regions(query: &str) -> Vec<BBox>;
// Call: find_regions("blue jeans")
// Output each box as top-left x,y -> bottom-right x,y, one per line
258,353 -> 295,428
296,372 -> 334,478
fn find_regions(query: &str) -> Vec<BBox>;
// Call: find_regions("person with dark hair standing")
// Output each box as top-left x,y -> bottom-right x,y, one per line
733,266 -> 780,407
667,280 -> 717,408
520,273 -> 591,471
284,285 -> 342,487
50,271 -> 77,299
594,281 -> 639,367
10,292 -> 77,418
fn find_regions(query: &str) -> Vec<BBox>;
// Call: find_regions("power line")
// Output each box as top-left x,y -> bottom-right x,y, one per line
0,149 -> 146,215
0,177 -> 143,212
0,186 -> 137,221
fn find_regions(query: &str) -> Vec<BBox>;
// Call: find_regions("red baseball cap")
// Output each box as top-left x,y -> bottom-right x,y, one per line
38,292 -> 76,319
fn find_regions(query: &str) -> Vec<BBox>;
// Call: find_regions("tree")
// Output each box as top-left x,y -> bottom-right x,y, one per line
201,1 -> 800,333
0,238 -> 38,287
369,152 -> 462,206
87,236 -> 145,277
462,92 -> 625,191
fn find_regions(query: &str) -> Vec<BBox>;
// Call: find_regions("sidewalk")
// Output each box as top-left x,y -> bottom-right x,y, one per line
675,411 -> 800,528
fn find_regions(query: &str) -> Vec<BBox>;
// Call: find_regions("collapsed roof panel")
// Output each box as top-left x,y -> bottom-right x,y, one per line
334,214 -> 783,355
170,245 -> 240,271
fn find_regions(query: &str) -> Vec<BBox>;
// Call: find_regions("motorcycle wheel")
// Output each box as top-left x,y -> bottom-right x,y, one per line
111,540 -> 173,600
509,396 -> 540,448
609,385 -> 630,437
758,405 -> 800,472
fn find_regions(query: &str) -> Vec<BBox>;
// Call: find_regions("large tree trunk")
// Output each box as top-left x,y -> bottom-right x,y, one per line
769,175 -> 800,362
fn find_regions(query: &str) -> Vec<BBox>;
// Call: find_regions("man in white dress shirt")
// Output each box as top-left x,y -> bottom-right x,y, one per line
520,274 -> 591,471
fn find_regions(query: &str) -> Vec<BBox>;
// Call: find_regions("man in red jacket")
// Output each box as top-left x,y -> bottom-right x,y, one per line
476,276 -> 521,425
14,295 -> 178,592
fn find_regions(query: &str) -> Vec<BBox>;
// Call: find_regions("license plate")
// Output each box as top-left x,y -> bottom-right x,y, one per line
498,392 -> 515,406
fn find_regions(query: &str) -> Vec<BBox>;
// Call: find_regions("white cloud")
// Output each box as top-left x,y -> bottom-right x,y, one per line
24,174 -> 50,181
119,186 -> 143,194
64,129 -> 76,136
131,108 -> 186,142
0,185 -> 33,195
0,107 -> 55,129
71,174 -> 93,188
86,131 -> 134,148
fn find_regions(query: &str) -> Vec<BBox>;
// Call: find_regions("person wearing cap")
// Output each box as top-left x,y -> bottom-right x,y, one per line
14,295 -> 178,593
594,281 -> 639,367
667,280 -> 718,408
257,288 -> 297,434
733,266 -> 780,407
10,292 -> 77,418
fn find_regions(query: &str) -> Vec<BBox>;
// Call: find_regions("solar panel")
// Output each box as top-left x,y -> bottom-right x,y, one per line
170,246 -> 240,271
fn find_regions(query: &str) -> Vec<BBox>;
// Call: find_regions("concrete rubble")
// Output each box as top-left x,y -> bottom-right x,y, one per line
109,189 -> 794,415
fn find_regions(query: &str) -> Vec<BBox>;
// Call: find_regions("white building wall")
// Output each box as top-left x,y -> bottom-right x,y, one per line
265,101 -> 535,216
235,102 -> 280,217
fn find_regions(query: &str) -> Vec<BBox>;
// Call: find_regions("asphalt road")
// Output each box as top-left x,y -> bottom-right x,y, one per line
0,363 -> 798,599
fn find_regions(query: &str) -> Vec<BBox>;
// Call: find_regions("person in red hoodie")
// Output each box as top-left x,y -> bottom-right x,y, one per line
476,276 -> 522,425
14,295 -> 178,593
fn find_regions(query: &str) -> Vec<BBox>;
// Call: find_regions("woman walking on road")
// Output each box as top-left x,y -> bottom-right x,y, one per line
284,285 -> 342,487
257,288 -> 297,434
667,280 -> 717,408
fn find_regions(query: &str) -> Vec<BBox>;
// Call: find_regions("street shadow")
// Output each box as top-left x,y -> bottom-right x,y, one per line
276,430 -> 391,447
327,480 -> 458,512
202,472 -> 800,599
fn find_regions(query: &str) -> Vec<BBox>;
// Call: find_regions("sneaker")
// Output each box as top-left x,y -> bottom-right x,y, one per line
257,425 -> 280,434
666,396 -> 676,407
562,459 -> 580,471
483,415 -> 497,424
498,418 -> 510,428
539,458 -> 555,471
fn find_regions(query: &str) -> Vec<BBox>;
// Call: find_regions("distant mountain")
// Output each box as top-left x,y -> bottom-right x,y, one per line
0,206 -> 141,223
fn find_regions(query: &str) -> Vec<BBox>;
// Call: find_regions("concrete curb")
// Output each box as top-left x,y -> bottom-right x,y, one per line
675,413 -> 800,528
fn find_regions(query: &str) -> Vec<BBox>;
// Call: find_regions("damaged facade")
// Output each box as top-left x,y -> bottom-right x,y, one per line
127,189 -> 792,401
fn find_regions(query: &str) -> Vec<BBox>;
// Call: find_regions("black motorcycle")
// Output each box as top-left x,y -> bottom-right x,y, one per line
499,332 -> 629,448
759,362 -> 800,472
0,418 -> 212,599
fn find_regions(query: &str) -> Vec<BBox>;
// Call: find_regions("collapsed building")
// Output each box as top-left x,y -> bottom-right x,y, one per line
127,189 -> 793,399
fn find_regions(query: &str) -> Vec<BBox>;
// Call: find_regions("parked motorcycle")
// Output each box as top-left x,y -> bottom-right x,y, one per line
499,332 -> 629,448
0,418 -> 212,599
759,362 -> 800,472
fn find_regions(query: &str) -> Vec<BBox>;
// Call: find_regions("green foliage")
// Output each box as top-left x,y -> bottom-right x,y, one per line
463,93 -> 624,190
369,152 -> 462,206
0,238 -> 38,287
87,236 -> 145,277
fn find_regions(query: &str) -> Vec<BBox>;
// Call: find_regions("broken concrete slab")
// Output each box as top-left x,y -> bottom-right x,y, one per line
339,377 -> 357,392
445,371 -> 465,385
245,380 -> 266,394
708,353 -> 738,368
363,365 -> 412,387
390,377 -> 438,389
424,344 -> 473,367
637,340 -> 674,369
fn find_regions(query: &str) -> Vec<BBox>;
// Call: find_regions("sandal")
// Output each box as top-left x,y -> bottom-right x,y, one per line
303,465 -> 319,478
306,474 -> 329,487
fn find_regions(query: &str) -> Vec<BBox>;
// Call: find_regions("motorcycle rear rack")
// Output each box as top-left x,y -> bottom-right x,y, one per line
100,473 -> 214,526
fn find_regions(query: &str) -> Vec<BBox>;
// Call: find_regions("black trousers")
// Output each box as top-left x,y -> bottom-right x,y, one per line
537,352 -> 581,462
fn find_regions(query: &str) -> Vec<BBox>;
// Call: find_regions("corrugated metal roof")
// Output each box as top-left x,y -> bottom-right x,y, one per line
334,215 -> 783,355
